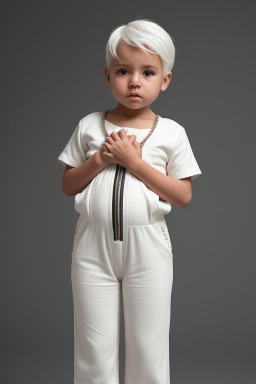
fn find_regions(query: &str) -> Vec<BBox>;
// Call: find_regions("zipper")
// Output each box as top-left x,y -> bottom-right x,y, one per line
103,111 -> 159,241
112,164 -> 126,241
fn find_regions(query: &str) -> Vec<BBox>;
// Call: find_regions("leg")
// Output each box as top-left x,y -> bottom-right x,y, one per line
71,222 -> 121,384
122,223 -> 173,384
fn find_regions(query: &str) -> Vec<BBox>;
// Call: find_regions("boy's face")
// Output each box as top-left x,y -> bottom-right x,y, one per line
104,41 -> 172,111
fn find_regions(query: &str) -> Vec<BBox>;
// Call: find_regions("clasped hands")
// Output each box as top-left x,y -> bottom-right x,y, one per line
99,129 -> 142,169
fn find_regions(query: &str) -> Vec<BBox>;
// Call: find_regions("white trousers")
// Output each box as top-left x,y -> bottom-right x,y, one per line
71,213 -> 173,384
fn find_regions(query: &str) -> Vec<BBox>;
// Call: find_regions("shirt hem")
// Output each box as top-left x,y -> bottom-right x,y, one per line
170,170 -> 202,180
57,155 -> 82,167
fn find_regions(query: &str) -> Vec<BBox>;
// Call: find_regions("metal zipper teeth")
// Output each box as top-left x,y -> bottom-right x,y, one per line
104,110 -> 159,242
112,164 -> 126,241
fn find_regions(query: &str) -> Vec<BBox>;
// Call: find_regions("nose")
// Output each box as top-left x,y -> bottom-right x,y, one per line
129,73 -> 141,88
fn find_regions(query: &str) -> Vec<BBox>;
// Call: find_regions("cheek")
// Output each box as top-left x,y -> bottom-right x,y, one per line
111,80 -> 126,94
148,80 -> 162,96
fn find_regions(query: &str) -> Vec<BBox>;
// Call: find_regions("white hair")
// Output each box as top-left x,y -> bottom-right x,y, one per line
105,19 -> 176,78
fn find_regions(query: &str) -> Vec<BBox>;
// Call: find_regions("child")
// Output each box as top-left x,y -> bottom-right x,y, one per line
58,19 -> 202,384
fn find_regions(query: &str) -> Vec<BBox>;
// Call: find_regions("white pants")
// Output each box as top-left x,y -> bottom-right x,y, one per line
71,163 -> 174,383
71,213 -> 173,384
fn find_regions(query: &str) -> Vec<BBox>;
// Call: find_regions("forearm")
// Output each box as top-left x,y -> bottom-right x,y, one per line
62,150 -> 106,196
129,158 -> 191,208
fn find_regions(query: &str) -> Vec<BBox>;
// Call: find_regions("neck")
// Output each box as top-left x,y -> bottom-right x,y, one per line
110,104 -> 156,120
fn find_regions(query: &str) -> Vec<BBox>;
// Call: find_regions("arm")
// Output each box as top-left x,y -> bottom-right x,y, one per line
62,150 -> 106,196
129,159 -> 192,208
62,133 -> 137,197
103,129 -> 192,208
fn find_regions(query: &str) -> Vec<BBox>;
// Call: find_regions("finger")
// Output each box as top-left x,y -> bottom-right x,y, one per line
104,141 -> 113,151
105,136 -> 114,144
109,131 -> 122,141
118,128 -> 128,134
103,151 -> 113,158
127,134 -> 136,142
103,144 -> 110,153
103,149 -> 114,157
132,140 -> 141,149
105,137 -> 116,149
117,129 -> 129,139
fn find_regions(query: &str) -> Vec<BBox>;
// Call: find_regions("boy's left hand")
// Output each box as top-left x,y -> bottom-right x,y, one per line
103,129 -> 142,169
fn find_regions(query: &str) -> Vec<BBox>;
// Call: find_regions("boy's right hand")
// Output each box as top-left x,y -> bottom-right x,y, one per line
99,131 -> 137,166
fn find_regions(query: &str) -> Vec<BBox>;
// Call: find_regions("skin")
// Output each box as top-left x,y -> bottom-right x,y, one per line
63,41 -> 192,207
104,40 -> 170,123
101,41 -> 192,207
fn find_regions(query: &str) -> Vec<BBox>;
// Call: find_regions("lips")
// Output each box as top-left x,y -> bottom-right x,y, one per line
128,94 -> 141,98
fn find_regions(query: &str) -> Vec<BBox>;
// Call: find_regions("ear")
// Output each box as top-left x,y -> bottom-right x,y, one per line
160,71 -> 172,92
104,66 -> 111,86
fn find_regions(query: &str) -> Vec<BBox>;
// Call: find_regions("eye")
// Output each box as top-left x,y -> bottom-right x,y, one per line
117,69 -> 128,75
144,70 -> 154,76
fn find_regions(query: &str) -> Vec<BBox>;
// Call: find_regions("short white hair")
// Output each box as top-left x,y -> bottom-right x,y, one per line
105,19 -> 176,78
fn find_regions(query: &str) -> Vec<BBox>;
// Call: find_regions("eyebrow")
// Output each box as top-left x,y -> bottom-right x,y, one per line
113,63 -> 158,70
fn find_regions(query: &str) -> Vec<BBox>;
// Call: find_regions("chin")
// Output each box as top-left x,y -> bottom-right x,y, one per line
123,103 -> 144,110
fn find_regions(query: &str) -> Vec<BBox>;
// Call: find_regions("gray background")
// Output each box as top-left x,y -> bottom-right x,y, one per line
2,0 -> 255,383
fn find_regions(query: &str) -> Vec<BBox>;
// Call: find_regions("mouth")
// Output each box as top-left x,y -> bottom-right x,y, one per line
127,94 -> 141,98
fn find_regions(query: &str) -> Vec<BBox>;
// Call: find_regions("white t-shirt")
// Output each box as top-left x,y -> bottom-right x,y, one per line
58,111 -> 202,181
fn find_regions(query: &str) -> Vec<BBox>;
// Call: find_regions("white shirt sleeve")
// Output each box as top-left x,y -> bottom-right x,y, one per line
167,127 -> 202,180
57,121 -> 87,167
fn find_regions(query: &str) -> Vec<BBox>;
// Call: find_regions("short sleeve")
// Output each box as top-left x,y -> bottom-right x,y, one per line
57,120 -> 87,167
167,127 -> 202,180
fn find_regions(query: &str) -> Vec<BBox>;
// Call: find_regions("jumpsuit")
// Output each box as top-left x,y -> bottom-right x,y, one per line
58,111 -> 202,384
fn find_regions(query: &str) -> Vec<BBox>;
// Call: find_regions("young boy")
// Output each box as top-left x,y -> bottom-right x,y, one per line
58,19 -> 202,384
